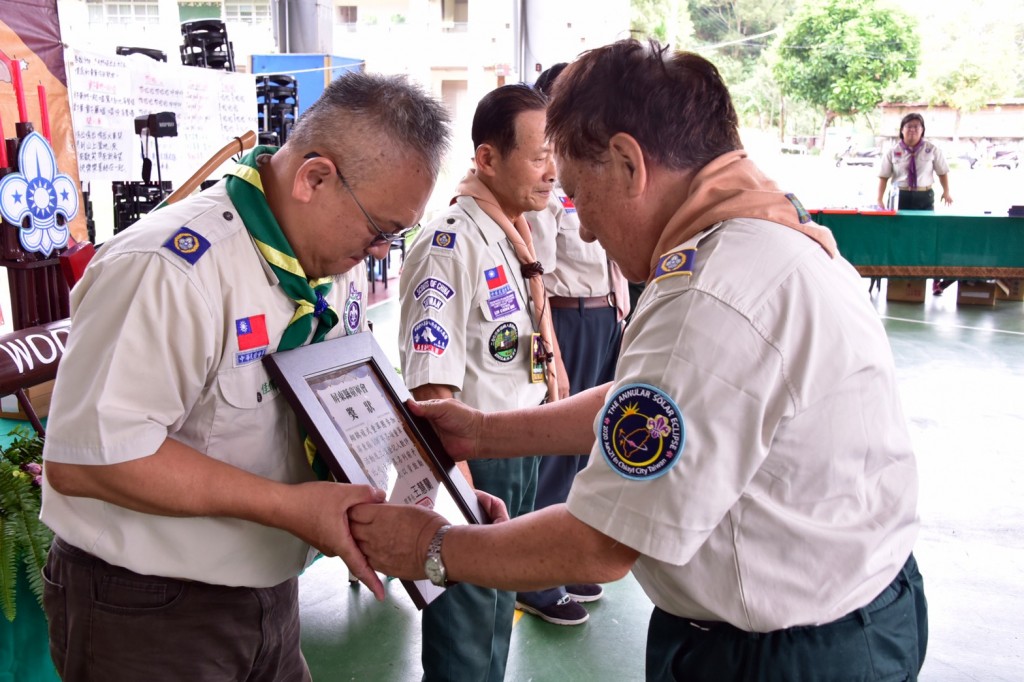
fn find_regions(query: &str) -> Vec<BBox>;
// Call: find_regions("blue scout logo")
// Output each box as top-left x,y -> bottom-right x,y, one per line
600,383 -> 684,480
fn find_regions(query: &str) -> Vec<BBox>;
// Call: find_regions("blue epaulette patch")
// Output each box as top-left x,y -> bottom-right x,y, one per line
652,248 -> 695,283
163,227 -> 211,265
431,231 -> 457,249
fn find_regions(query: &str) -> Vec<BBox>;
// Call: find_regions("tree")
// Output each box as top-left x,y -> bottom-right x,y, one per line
689,0 -> 788,61
913,1 -> 1022,140
631,0 -> 695,47
771,0 -> 918,147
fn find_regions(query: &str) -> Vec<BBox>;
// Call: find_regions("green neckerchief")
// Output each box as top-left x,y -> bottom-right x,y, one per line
224,146 -> 339,351
225,146 -> 335,480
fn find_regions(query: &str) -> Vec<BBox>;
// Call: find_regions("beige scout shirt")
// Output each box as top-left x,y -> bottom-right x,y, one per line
879,141 -> 949,189
41,182 -> 366,588
567,217 -> 919,631
398,196 -> 547,413
527,186 -> 613,298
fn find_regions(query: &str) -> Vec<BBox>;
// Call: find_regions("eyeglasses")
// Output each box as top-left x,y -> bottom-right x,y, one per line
305,152 -> 415,246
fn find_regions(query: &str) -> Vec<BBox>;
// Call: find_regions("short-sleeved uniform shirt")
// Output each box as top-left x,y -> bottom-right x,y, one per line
566,217 -> 919,632
879,141 -> 949,189
528,186 -> 613,298
398,196 -> 547,413
41,182 -> 368,588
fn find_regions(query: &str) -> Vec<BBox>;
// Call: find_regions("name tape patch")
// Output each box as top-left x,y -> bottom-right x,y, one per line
414,277 -> 456,311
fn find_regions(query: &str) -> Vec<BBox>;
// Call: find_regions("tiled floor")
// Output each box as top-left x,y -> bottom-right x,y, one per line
301,279 -> 1024,681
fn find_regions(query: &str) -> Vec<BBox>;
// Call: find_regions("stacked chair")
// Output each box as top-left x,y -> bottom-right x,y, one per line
256,74 -> 298,145
180,19 -> 236,71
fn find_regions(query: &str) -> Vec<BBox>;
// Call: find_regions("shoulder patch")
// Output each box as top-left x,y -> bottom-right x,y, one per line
652,248 -> 695,283
599,383 -> 685,480
411,319 -> 450,356
414,277 -> 456,311
163,227 -> 211,265
431,231 -> 457,249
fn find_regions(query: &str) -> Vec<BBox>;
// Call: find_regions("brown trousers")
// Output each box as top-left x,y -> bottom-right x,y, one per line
43,537 -> 311,682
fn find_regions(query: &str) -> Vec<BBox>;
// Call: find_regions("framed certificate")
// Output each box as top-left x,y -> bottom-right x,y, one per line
263,332 -> 488,608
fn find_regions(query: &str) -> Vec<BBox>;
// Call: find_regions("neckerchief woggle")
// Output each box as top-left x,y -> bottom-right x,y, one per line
225,146 -> 335,479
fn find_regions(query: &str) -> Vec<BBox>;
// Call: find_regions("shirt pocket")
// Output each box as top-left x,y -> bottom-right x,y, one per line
210,362 -> 293,478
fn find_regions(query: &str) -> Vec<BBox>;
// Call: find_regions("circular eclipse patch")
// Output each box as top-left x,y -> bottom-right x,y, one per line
599,383 -> 684,480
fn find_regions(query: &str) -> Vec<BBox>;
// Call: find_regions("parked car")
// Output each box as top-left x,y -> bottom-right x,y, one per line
835,147 -> 880,167
990,147 -> 1020,170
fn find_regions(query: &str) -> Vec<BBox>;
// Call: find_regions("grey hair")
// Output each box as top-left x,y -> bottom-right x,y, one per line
287,70 -> 452,180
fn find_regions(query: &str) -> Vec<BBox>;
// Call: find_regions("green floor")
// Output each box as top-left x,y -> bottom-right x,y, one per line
301,280 -> 1024,681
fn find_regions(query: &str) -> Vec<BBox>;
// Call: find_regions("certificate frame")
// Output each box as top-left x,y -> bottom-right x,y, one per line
263,332 -> 488,609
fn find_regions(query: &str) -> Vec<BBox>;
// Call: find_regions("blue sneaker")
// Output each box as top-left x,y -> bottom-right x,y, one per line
565,583 -> 604,603
515,595 -> 589,625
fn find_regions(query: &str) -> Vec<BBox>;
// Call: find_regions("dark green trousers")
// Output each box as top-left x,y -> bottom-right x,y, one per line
421,456 -> 539,681
646,554 -> 927,682
897,189 -> 935,210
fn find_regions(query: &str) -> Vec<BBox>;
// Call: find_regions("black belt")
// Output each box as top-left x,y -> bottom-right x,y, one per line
549,294 -> 615,309
898,186 -> 932,192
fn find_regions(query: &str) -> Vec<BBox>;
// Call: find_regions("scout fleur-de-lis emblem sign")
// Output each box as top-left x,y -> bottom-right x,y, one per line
0,131 -> 79,257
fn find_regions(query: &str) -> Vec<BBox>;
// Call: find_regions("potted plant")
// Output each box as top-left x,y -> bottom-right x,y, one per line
0,426 -> 50,622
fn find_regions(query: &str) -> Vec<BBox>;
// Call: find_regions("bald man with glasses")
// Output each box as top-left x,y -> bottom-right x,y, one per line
40,72 -> 455,682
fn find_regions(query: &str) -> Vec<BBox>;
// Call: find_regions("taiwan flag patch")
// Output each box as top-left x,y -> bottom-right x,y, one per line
558,194 -> 577,214
485,265 -> 508,291
236,315 -> 269,351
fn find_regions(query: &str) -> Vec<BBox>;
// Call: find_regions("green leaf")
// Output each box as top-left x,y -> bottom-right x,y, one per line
1,515 -> 18,621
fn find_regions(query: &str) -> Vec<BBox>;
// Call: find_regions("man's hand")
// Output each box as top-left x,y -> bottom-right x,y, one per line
941,191 -> 953,205
474,490 -> 510,524
555,353 -> 571,400
350,502 -> 448,580
279,482 -> 387,599
407,398 -> 484,461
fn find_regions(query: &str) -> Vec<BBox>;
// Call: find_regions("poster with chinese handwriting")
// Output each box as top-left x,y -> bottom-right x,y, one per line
65,48 -> 256,184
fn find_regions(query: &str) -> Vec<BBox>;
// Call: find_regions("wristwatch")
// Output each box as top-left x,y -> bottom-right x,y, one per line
424,524 -> 454,587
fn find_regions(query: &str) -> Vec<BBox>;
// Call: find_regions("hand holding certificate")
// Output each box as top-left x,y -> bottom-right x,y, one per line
263,332 -> 490,608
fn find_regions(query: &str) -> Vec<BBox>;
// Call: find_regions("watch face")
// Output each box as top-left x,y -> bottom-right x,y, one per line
424,555 -> 446,587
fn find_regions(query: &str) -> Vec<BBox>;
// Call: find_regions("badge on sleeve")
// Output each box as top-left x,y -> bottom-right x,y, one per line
411,319 -> 450,356
599,383 -> 685,480
163,227 -> 211,265
344,281 -> 363,335
431,231 -> 457,249
652,248 -> 695,284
